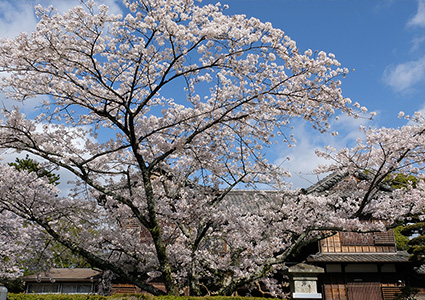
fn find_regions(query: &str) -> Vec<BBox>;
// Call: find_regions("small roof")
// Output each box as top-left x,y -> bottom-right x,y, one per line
301,171 -> 348,194
23,268 -> 101,282
301,171 -> 393,195
287,263 -> 325,274
307,252 -> 410,263
223,190 -> 285,211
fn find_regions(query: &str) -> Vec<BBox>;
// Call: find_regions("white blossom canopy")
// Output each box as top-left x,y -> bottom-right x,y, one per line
0,0 -> 412,297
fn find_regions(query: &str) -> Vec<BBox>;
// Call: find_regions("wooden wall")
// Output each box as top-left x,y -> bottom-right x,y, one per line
320,231 -> 396,253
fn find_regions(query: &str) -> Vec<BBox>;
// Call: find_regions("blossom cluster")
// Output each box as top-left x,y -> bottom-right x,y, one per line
0,0 -> 396,296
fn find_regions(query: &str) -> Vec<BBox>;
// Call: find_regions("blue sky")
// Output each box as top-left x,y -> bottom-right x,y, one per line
219,0 -> 424,127
0,0 -> 424,188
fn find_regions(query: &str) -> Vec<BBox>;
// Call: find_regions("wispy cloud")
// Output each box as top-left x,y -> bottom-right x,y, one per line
381,0 -> 425,94
42,0 -> 124,17
0,93 -> 46,116
408,0 -> 425,27
411,35 -> 425,52
0,1 -> 38,38
275,129 -> 329,189
0,0 -> 123,114
382,56 -> 425,93
0,121 -> 99,197
0,0 -> 123,40
275,115 -> 373,188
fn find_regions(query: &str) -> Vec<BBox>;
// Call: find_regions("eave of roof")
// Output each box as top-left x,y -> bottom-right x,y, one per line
301,171 -> 348,194
22,268 -> 101,282
307,252 -> 410,263
223,190 -> 286,210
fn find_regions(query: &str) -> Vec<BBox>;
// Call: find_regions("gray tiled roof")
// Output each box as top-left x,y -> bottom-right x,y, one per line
223,190 -> 285,211
23,268 -> 101,282
307,252 -> 410,263
301,171 -> 348,194
302,170 -> 393,195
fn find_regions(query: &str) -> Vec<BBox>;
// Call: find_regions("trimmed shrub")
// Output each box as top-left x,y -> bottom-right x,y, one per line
8,294 -> 107,300
8,294 -> 282,300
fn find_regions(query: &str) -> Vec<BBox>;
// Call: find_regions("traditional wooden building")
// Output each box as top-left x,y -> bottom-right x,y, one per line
23,268 -> 100,294
301,172 -> 425,300
21,172 -> 425,298
306,230 -> 415,300
23,268 -> 165,295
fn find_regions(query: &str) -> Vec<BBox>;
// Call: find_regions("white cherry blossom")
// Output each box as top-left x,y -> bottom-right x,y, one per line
0,0 -> 394,296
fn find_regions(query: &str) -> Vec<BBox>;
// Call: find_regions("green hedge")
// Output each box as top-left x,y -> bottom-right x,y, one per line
7,294 -> 107,300
8,294 -> 280,300
152,297 -> 276,300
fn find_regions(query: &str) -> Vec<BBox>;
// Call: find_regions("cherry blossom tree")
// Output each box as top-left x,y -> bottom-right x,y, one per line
315,111 -> 425,228
0,0 -> 383,296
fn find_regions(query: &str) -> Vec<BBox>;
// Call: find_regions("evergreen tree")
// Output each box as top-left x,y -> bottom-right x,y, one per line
9,155 -> 60,185
9,156 -> 90,269
386,173 -> 425,263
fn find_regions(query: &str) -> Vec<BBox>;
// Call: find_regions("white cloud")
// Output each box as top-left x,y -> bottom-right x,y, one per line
0,121 -> 99,197
383,56 -> 425,93
0,0 -> 123,114
38,0 -> 124,17
408,0 -> 425,27
0,1 -> 38,39
0,92 -> 47,116
411,35 -> 425,52
0,0 -> 123,40
275,115 -> 373,189
382,1 -> 425,93
275,126 -> 329,189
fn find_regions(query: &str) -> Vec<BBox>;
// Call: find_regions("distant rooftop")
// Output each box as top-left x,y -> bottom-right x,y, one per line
23,268 -> 101,282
